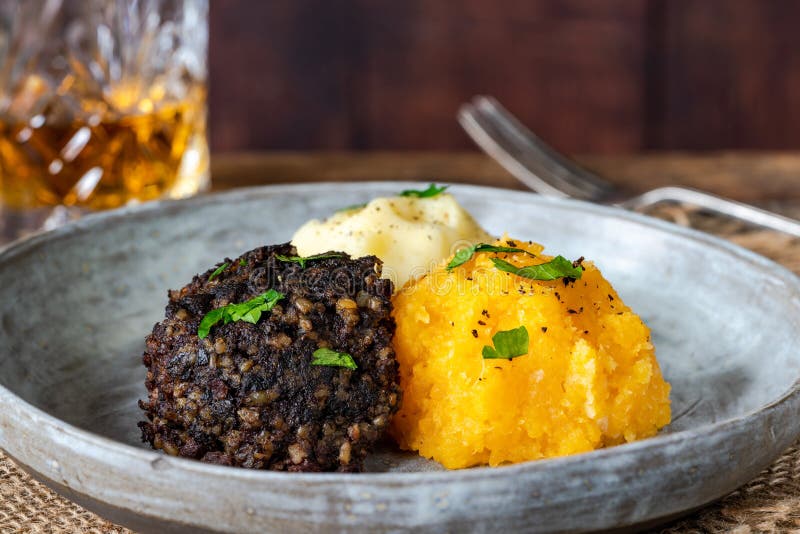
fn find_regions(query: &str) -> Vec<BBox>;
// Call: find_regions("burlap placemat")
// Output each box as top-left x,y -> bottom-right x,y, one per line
1,204 -> 799,533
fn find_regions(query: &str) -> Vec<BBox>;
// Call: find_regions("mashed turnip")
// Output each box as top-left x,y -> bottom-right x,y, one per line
390,237 -> 671,469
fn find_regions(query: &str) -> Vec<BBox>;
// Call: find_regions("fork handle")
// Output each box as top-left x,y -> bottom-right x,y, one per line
619,187 -> 800,238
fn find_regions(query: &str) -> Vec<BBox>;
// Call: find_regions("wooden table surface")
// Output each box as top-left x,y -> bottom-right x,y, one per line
209,151 -> 800,204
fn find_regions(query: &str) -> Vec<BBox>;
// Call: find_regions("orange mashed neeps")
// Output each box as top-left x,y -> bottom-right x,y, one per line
390,237 -> 671,469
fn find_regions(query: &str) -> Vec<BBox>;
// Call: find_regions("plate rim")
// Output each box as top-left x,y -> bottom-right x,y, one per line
1,180 -> 799,486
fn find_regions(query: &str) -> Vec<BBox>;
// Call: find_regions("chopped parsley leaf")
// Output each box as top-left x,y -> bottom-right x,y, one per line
491,256 -> 583,281
311,348 -> 357,370
208,262 -> 230,281
197,289 -> 284,339
399,184 -> 448,198
446,243 -> 535,271
482,326 -> 529,360
275,252 -> 345,269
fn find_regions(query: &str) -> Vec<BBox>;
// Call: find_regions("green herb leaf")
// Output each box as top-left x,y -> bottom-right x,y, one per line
275,252 -> 345,269
399,183 -> 448,198
239,258 -> 247,267
208,262 -> 230,281
482,326 -> 529,360
197,308 -> 226,339
311,348 -> 358,370
491,256 -> 583,281
446,243 -> 535,271
336,203 -> 367,213
197,289 -> 284,339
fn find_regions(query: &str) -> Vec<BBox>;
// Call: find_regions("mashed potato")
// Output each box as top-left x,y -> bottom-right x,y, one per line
390,237 -> 671,469
292,194 -> 493,288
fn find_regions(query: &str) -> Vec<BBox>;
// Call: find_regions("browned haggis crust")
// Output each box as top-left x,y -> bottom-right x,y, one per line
138,243 -> 399,472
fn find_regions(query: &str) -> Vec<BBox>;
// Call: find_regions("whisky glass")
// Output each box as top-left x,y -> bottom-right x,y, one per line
0,0 -> 209,242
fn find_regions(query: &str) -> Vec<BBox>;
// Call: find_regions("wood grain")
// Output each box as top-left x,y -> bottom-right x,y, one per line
209,1 -> 646,153
652,0 -> 800,150
210,151 -> 800,202
208,1 -> 800,153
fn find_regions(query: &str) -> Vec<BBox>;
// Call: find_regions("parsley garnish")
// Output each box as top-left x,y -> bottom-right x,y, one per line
336,203 -> 367,213
399,184 -> 448,198
311,348 -> 357,370
446,243 -> 535,270
239,258 -> 247,267
208,262 -> 229,281
482,326 -> 529,360
491,256 -> 583,281
275,252 -> 345,269
197,289 -> 284,339
333,184 -> 446,213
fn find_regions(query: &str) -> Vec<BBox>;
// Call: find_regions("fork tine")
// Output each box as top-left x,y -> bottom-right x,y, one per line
461,96 -> 615,200
458,101 -> 595,199
461,96 -> 800,238
458,104 -> 571,198
474,96 -> 613,194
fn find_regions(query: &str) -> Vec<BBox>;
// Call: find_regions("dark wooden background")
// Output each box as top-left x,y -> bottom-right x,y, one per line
208,0 -> 800,153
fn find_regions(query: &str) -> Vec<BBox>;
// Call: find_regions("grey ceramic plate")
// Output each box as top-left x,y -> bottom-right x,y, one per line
1,182 -> 799,533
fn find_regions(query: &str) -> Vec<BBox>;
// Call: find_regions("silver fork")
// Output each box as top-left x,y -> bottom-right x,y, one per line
458,96 -> 800,237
